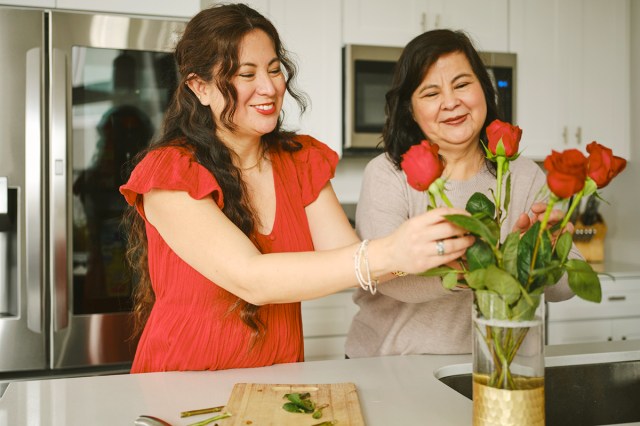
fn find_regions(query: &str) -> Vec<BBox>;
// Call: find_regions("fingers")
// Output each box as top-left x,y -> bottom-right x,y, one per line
512,212 -> 531,234
434,235 -> 475,257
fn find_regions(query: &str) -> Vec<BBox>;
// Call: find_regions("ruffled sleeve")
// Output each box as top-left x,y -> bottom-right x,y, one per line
290,135 -> 339,206
119,146 -> 223,219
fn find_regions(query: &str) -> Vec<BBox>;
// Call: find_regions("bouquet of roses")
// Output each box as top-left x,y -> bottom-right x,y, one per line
401,119 -> 627,389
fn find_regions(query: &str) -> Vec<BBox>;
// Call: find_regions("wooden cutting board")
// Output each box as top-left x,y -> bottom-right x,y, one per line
222,382 -> 365,425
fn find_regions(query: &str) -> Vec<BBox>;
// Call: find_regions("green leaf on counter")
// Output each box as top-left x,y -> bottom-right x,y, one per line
283,392 -> 315,413
566,259 -> 602,303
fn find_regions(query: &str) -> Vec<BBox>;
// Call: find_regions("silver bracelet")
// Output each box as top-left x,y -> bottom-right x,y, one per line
354,240 -> 378,295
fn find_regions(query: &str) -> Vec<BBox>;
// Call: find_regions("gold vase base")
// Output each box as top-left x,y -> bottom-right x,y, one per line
473,375 -> 545,426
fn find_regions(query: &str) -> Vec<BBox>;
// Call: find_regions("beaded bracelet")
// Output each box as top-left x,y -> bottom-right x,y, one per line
354,239 -> 378,295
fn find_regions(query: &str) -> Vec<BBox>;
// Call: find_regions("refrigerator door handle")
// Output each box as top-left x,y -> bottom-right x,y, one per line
51,48 -> 69,331
25,48 -> 43,334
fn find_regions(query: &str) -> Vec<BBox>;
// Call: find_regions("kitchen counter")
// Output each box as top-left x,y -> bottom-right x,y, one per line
1,340 -> 639,426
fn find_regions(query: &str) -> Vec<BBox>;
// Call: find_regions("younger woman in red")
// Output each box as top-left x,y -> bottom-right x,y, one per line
120,4 -> 473,373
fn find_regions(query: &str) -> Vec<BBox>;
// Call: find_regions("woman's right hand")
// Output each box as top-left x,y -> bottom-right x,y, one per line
372,207 -> 475,275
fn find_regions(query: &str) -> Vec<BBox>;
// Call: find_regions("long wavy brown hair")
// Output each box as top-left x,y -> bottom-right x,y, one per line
124,3 -> 308,341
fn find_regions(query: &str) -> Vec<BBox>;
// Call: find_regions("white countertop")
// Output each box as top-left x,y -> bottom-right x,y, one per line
1,340 -> 640,426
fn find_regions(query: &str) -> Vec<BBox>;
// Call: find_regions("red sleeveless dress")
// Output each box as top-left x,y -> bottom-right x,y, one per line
120,135 -> 338,372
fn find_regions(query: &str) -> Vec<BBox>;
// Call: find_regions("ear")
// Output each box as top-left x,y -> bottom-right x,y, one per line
186,73 -> 211,106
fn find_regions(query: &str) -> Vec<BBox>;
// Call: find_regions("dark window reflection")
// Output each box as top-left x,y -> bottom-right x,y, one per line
71,47 -> 178,314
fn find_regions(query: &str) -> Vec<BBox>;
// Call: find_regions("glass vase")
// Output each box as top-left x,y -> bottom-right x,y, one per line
472,292 -> 545,426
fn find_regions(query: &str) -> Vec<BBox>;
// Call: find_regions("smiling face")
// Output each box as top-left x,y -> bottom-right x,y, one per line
410,51 -> 487,153
200,29 -> 286,142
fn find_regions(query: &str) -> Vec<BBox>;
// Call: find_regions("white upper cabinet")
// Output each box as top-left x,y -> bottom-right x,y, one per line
55,0 -> 200,18
265,0 -> 343,155
0,0 -> 55,7
342,0 -> 509,51
510,0 -> 630,161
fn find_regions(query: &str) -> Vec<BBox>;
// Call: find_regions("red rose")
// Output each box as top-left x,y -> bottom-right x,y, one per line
486,119 -> 522,157
401,140 -> 444,191
543,149 -> 589,199
586,141 -> 627,188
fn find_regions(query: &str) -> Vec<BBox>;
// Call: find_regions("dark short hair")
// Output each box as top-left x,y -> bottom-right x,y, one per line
383,29 -> 499,168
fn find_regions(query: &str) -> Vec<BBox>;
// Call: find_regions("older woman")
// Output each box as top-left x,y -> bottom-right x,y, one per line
345,29 -> 578,358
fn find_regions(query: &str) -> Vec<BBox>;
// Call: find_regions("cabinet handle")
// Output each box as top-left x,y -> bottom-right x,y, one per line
622,336 -> 627,340
607,295 -> 626,302
435,14 -> 441,28
421,13 -> 427,31
562,126 -> 568,145
575,126 -> 582,145
607,337 -> 613,341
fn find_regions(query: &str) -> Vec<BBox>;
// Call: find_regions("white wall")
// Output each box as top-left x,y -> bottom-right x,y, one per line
598,2 -> 640,264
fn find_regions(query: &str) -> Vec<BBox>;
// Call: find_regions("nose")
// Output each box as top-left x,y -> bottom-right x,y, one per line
440,88 -> 460,110
256,71 -> 277,96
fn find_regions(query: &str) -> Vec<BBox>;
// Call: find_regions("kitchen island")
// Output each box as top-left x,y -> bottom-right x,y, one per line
1,340 -> 639,425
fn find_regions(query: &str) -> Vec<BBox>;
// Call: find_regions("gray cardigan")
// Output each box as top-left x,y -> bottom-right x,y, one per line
345,153 -> 578,358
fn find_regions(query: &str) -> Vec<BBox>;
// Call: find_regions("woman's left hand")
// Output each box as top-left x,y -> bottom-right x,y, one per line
512,202 -> 574,240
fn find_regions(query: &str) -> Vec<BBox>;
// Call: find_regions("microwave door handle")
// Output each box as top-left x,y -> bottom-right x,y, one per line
25,48 -> 43,334
51,48 -> 69,331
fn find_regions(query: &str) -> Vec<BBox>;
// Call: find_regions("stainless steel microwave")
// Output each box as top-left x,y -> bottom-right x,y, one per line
342,44 -> 517,151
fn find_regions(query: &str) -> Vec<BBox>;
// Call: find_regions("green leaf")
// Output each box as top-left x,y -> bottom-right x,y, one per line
555,232 -> 573,263
511,295 -> 541,321
445,214 -> 498,246
482,264 -> 521,304
503,173 -> 512,216
419,266 -> 455,277
466,239 -> 496,271
566,259 -> 602,303
465,268 -> 488,291
466,192 -> 495,218
283,402 -> 307,413
442,271 -> 459,289
475,212 -> 500,244
530,260 -> 563,286
517,221 -> 540,286
501,232 -> 520,277
475,290 -> 510,320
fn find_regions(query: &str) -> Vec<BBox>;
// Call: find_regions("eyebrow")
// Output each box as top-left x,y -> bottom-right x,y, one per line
238,57 -> 280,67
417,72 -> 474,93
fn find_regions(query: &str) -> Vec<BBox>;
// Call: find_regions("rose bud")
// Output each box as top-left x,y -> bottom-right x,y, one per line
543,149 -> 589,199
401,140 -> 444,191
586,141 -> 627,188
486,119 -> 522,158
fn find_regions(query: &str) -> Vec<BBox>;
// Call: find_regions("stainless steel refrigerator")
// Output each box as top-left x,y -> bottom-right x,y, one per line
0,6 -> 186,381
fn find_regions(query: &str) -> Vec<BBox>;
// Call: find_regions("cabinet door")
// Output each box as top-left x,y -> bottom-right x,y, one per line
0,0 -> 55,6
579,0 -> 630,160
613,317 -> 640,342
267,0 -> 343,155
55,0 -> 200,18
431,0 -> 509,51
510,0 -> 630,160
547,320 -> 612,345
342,0 -> 426,47
343,0 -> 508,51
